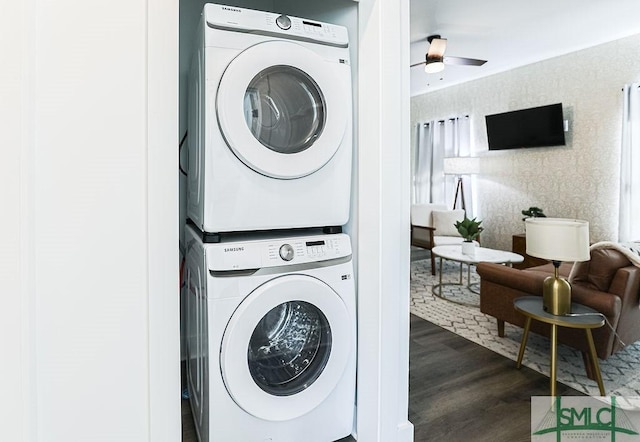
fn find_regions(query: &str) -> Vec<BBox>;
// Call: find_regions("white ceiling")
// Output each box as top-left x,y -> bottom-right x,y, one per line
410,0 -> 640,96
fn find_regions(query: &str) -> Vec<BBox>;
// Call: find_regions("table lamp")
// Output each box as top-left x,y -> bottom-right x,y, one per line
525,218 -> 590,315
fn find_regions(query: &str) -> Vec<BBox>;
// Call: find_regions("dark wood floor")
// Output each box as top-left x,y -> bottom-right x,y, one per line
409,314 -> 583,442
182,314 -> 583,441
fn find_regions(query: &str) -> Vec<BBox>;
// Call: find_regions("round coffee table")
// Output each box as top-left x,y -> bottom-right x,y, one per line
431,245 -> 524,306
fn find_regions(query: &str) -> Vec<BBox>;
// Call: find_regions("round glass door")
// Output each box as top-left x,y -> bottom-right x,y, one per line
220,275 -> 352,422
216,41 -> 349,179
244,66 -> 325,155
247,300 -> 331,397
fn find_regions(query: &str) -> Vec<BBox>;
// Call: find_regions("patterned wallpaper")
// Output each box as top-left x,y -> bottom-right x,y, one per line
411,33 -> 640,251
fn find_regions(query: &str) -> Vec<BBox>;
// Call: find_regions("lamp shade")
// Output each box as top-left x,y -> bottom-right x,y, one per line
443,156 -> 480,175
525,218 -> 590,262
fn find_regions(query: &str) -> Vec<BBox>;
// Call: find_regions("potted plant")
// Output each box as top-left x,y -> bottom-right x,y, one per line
454,216 -> 484,256
521,206 -> 546,221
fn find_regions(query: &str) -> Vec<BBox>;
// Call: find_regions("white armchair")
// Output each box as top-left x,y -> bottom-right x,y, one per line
410,204 -> 471,275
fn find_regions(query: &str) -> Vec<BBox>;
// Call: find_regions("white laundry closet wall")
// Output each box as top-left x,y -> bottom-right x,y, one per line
3,0 -> 180,440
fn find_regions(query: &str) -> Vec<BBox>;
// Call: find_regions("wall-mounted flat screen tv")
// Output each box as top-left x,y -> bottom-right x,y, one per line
485,103 -> 566,150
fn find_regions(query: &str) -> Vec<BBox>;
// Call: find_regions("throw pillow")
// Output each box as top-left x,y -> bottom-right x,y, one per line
431,210 -> 465,237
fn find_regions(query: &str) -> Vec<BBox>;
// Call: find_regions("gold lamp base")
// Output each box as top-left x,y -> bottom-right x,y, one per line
542,263 -> 571,315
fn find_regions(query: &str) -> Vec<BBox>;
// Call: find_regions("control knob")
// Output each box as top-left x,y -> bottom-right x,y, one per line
275,14 -> 292,30
279,243 -> 294,261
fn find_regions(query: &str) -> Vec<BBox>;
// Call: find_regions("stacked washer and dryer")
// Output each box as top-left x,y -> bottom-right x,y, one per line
183,4 -> 356,442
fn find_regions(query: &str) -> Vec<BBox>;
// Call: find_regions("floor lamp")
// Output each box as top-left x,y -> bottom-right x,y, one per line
443,156 -> 480,212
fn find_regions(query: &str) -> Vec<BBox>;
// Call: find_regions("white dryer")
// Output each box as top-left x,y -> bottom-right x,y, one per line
183,224 -> 356,442
187,3 -> 353,235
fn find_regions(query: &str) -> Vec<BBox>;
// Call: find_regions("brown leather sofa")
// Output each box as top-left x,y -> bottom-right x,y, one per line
477,247 -> 640,370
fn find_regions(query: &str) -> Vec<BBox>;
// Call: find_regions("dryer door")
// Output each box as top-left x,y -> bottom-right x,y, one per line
216,41 -> 349,179
220,274 -> 352,422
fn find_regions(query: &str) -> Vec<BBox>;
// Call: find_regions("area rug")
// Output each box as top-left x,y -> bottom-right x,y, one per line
410,258 -> 640,397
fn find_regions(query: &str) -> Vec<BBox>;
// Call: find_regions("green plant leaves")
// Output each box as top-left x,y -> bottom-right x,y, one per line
454,216 -> 484,241
521,206 -> 546,221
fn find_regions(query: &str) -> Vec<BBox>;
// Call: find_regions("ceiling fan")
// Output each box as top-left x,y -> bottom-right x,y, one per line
410,35 -> 487,73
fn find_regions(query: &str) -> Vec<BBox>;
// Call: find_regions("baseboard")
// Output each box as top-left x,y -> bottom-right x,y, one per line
397,421 -> 415,442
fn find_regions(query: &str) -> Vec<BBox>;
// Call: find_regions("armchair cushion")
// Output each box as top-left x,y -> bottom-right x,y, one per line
570,248 -> 634,292
411,203 -> 447,227
411,203 -> 463,276
431,209 -> 465,237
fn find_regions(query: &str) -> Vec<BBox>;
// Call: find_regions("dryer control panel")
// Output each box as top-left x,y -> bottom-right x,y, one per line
207,233 -> 352,271
205,3 -> 349,48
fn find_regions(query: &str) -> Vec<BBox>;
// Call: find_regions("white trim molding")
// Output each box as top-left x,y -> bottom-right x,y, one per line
357,0 -> 413,440
147,0 -> 181,440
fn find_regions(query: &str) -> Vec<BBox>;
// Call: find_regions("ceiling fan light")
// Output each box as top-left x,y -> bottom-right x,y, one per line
425,60 -> 444,73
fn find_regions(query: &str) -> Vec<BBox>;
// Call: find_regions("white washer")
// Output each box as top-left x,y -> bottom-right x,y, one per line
183,225 -> 356,442
187,3 -> 353,234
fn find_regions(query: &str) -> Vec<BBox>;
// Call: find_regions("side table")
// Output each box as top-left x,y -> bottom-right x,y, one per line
513,296 -> 606,396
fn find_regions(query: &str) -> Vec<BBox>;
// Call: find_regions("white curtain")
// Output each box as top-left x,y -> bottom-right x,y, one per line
412,116 -> 471,208
413,122 -> 437,204
619,83 -> 640,242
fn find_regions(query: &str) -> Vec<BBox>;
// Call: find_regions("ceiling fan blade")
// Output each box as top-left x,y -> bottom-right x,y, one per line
427,37 -> 447,58
410,35 -> 431,45
411,35 -> 486,69
443,56 -> 487,66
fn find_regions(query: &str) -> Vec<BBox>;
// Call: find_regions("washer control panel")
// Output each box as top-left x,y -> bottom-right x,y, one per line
208,234 -> 352,271
205,3 -> 349,47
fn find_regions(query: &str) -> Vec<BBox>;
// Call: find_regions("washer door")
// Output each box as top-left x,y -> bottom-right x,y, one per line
216,41 -> 348,179
220,274 -> 352,421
